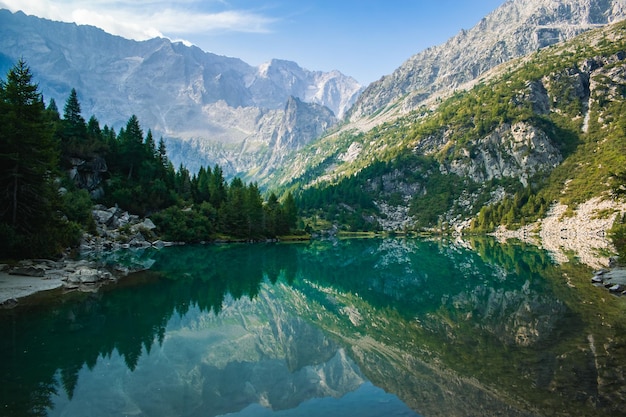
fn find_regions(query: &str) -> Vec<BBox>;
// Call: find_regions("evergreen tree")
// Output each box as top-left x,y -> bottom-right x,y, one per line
220,178 -> 247,237
244,183 -> 264,238
86,115 -> 101,140
144,129 -> 157,160
63,88 -> 85,126
174,164 -> 192,201
0,60 -> 75,257
195,166 -> 211,203
282,192 -> 298,232
119,115 -> 144,180
0,59 -> 56,227
46,98 -> 60,121
209,164 -> 227,209
59,88 -> 88,160
264,192 -> 281,237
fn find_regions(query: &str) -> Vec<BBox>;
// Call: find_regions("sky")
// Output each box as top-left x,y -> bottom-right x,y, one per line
2,0 -> 506,85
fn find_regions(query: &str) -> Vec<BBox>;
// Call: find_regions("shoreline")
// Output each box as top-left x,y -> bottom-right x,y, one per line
2,197 -> 625,307
0,259 -> 119,307
0,270 -> 66,306
492,196 -> 626,270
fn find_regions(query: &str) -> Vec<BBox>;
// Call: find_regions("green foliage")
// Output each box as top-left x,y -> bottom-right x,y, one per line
470,185 -> 549,232
0,59 -> 303,258
289,21 -> 626,232
0,60 -> 82,258
152,181 -> 298,242
62,187 -> 96,233
57,88 -> 108,162
609,214 -> 626,261
611,171 -> 626,199
409,171 -> 467,228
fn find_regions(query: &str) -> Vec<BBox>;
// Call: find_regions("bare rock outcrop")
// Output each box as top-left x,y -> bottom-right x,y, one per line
349,0 -> 626,122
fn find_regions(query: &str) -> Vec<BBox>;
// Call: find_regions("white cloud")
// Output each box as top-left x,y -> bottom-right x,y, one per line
0,0 -> 276,42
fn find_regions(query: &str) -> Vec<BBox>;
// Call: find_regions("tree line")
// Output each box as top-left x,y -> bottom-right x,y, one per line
0,60 -> 298,259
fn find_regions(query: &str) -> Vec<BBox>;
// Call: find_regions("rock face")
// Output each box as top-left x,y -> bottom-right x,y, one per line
441,122 -> 563,186
0,10 -> 362,178
67,156 -> 108,198
348,0 -> 626,122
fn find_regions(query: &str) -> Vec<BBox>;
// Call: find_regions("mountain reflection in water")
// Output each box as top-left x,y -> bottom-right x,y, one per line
1,238 -> 624,417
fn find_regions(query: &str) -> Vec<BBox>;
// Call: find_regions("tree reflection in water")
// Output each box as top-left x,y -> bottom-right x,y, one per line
0,238 -> 624,417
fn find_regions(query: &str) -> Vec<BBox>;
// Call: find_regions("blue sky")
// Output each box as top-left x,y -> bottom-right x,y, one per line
3,1 -> 505,84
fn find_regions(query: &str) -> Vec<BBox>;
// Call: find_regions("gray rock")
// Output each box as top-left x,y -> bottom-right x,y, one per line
10,266 -> 45,277
67,267 -> 110,284
591,275 -> 604,284
152,240 -> 174,249
92,209 -> 114,225
608,284 -> 623,293
145,218 -> 157,229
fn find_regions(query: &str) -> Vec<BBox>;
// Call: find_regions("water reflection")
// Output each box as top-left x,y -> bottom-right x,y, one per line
0,238 -> 624,417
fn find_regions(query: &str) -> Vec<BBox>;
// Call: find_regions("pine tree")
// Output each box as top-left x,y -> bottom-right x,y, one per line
144,129 -> 157,160
221,177 -> 247,237
0,60 -> 70,257
46,98 -> 60,121
63,88 -> 85,126
264,192 -> 281,236
59,88 -> 88,159
244,182 -> 264,238
195,166 -> 211,203
209,164 -> 227,209
282,192 -> 298,232
119,115 -> 144,180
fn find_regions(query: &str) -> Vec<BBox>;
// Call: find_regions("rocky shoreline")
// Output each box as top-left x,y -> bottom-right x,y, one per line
0,205 -> 176,308
0,258 -> 117,307
493,197 -> 626,268
493,196 -> 626,296
2,197 -> 625,307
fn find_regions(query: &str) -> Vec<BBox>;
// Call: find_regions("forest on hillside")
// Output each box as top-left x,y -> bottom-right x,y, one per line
0,60 -> 298,259
291,22 -> 626,259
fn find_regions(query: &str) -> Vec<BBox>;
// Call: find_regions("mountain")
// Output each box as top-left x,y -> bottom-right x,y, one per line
0,9 -> 362,177
268,0 -> 626,189
348,0 -> 626,124
285,17 -> 626,234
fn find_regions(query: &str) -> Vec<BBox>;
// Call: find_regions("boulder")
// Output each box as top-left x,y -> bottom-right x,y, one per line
591,275 -> 604,284
10,266 -> 45,277
66,267 -> 111,284
92,209 -> 114,225
128,233 -> 151,248
140,218 -> 156,230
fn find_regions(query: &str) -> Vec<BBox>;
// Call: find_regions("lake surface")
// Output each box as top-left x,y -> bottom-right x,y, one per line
1,238 -> 625,417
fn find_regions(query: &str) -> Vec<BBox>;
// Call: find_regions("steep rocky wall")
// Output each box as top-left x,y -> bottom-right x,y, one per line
441,122 -> 563,186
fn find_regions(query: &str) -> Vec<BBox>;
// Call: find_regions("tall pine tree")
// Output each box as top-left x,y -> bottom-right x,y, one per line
0,60 -> 73,257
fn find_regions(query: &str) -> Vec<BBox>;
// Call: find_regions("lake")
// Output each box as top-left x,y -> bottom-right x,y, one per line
1,237 -> 625,417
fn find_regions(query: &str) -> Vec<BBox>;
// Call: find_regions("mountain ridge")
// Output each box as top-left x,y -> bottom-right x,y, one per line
0,9 -> 362,177
287,18 -> 626,238
347,0 -> 626,123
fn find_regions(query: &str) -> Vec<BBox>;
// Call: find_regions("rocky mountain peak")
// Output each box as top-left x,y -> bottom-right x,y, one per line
347,0 -> 626,122
0,8 -> 361,178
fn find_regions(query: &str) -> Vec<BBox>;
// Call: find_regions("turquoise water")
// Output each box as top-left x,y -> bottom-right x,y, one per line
1,238 -> 625,417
